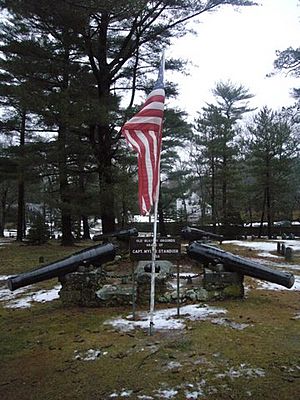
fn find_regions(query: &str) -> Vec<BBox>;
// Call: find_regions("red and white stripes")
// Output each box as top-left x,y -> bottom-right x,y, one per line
122,87 -> 165,215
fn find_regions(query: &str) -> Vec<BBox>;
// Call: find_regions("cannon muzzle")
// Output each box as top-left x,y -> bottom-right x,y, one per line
187,242 -> 294,289
7,242 -> 116,291
181,226 -> 223,242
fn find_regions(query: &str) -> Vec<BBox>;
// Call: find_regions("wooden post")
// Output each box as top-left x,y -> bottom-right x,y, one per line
132,261 -> 136,320
176,261 -> 180,317
277,242 -> 282,254
285,247 -> 293,261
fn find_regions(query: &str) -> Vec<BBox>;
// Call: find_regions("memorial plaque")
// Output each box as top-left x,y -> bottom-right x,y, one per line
130,237 -> 181,261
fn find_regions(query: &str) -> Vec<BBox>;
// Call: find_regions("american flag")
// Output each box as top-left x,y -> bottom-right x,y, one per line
122,56 -> 165,215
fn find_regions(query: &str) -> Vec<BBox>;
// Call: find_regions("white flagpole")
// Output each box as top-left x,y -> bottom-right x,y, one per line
149,51 -> 165,336
149,183 -> 160,335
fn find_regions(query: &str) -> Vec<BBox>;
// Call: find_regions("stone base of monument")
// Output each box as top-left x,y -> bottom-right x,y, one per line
96,284 -> 134,306
135,260 -> 174,304
59,267 -> 107,307
203,268 -> 244,300
58,260 -> 244,307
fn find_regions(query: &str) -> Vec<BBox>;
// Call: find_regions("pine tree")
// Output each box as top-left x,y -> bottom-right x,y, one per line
0,0 -> 256,236
246,107 -> 297,237
193,81 -> 254,227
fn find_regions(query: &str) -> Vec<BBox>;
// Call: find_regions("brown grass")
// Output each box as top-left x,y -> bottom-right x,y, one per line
0,240 -> 299,399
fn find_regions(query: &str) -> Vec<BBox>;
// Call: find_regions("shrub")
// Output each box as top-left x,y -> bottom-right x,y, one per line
27,215 -> 50,245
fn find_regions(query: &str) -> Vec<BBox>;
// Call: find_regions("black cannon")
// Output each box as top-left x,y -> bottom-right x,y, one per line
187,242 -> 294,289
181,226 -> 224,243
93,227 -> 138,242
7,242 -> 116,291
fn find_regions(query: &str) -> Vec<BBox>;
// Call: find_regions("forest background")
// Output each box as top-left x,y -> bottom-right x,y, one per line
0,0 -> 299,245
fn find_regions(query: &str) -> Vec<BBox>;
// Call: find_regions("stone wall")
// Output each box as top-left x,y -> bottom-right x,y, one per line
59,266 -> 107,307
203,268 -> 244,300
58,261 -> 244,307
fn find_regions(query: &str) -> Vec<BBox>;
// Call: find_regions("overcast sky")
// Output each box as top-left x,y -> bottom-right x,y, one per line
169,0 -> 300,119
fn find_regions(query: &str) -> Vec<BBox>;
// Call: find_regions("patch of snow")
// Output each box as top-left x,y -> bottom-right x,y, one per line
32,287 -> 60,302
257,252 -> 281,258
109,390 -> 133,398
154,389 -> 178,399
216,364 -> 265,380
168,273 -> 200,289
74,349 -> 102,361
104,304 -> 226,332
250,258 -> 300,273
5,296 -> 32,308
0,275 -> 14,281
225,239 -> 300,252
182,380 -> 206,399
165,361 -> 182,370
138,396 -> 154,400
183,304 -> 226,321
211,318 -> 251,330
1,284 -> 61,308
224,240 -> 279,253
257,275 -> 300,291
185,390 -> 204,399
0,284 -> 33,302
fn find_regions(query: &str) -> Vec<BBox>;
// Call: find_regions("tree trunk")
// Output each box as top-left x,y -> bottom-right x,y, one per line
16,110 -> 26,242
98,160 -> 115,234
82,215 -> 91,239
85,18 -> 117,235
0,187 -> 8,237
258,188 -> 267,238
57,43 -> 74,246
222,155 -> 228,226
248,203 -> 253,227
78,165 -> 90,239
266,186 -> 272,239
121,198 -> 128,228
158,191 -> 166,236
182,198 -> 188,223
211,157 -> 216,229
58,125 -> 74,246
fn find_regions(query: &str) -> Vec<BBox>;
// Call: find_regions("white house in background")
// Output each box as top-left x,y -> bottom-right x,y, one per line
176,192 -> 211,223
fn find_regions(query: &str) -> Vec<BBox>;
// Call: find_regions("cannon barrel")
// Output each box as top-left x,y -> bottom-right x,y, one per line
187,242 -> 294,289
7,242 -> 116,291
93,227 -> 138,242
115,227 -> 138,240
181,226 -> 223,242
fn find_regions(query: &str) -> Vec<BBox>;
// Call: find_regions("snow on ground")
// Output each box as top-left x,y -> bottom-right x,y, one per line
224,240 -> 300,273
216,364 -> 266,379
104,304 -> 226,332
225,239 -> 300,253
74,348 -> 108,361
257,275 -> 300,291
108,362 -> 267,399
0,276 -> 60,308
249,257 -> 300,273
109,390 -> 134,398
256,252 -> 281,258
4,286 -> 60,308
168,273 -> 200,289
